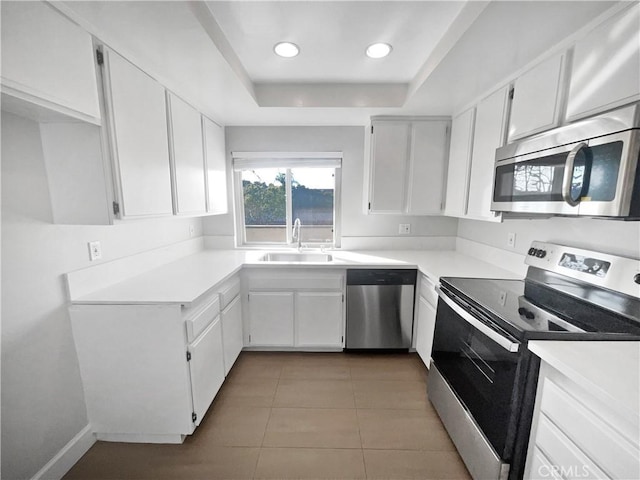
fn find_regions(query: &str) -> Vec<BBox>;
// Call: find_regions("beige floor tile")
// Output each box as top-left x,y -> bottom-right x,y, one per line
263,408 -> 361,448
254,447 -> 366,479
358,409 -> 456,451
226,355 -> 284,381
353,380 -> 428,409
281,363 -> 351,380
350,362 -> 426,382
214,377 -> 278,407
284,352 -> 352,365
274,379 -> 355,408
197,405 -> 271,446
363,449 -> 471,479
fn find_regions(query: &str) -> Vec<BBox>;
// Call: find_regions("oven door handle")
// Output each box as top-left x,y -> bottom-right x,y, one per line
436,286 -> 520,353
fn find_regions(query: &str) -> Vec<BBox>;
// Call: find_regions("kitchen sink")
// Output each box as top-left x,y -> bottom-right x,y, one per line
259,252 -> 333,262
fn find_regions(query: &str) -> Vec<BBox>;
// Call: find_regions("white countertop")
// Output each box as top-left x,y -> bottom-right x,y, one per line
71,248 -> 520,306
528,340 -> 640,418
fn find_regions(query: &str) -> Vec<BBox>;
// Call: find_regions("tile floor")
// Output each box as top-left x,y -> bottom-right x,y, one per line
65,352 -> 471,479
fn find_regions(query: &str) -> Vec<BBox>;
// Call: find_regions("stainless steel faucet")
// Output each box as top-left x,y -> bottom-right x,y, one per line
292,218 -> 302,250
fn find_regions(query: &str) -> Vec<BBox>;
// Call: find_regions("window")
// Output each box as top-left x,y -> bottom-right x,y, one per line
233,153 -> 341,246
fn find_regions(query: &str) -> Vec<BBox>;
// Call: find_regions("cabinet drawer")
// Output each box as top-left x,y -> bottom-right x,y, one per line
526,447 -> 562,480
419,274 -> 438,307
184,294 -> 220,343
534,415 -> 606,480
540,376 -> 639,480
247,272 -> 343,291
219,277 -> 240,309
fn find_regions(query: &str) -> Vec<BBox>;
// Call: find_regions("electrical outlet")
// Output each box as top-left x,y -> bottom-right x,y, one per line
507,232 -> 516,248
88,241 -> 102,261
399,224 -> 411,235
189,225 -> 195,237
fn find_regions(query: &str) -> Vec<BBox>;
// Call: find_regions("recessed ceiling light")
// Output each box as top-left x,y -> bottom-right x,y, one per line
366,43 -> 392,59
274,42 -> 299,58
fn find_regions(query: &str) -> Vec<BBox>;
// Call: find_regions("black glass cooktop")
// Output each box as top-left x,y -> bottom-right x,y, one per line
440,275 -> 640,341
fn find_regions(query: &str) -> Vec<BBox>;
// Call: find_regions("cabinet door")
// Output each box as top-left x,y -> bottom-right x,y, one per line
509,53 -> 566,142
248,292 -> 294,346
566,4 -> 640,121
188,317 -> 225,426
203,117 -> 228,215
296,291 -> 344,348
221,295 -> 243,375
444,108 -> 475,217
102,48 -> 173,218
415,296 -> 437,368
407,121 -> 449,215
466,86 -> 509,221
167,93 -> 207,215
0,1 -> 100,121
369,122 -> 411,213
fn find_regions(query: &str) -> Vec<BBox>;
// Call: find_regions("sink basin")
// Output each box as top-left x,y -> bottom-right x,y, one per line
260,252 -> 333,262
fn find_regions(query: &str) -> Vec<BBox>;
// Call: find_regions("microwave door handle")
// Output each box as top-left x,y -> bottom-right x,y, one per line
562,142 -> 588,207
436,286 -> 520,352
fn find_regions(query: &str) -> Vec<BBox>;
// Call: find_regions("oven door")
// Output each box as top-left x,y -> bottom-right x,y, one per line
492,130 -> 639,217
430,288 -> 521,458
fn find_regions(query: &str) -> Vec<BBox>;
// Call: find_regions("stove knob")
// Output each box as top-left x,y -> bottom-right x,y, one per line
528,248 -> 536,256
634,273 -> 640,285
518,307 -> 527,316
525,311 -> 535,320
536,249 -> 547,258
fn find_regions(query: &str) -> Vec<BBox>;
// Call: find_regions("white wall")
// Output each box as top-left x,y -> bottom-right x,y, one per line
0,112 -> 203,480
203,126 -> 458,248
458,217 -> 640,259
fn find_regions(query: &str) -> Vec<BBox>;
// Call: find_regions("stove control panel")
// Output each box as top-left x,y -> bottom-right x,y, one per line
526,241 -> 640,299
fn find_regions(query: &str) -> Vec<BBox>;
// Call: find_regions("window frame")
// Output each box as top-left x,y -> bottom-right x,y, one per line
232,152 -> 342,248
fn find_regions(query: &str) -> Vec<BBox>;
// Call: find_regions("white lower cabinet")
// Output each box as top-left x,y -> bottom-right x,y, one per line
244,269 -> 345,350
414,274 -> 438,368
188,318 -> 225,427
69,294 -> 226,443
525,361 -> 639,480
218,275 -> 243,375
296,291 -> 344,348
221,296 -> 243,375
248,291 -> 295,347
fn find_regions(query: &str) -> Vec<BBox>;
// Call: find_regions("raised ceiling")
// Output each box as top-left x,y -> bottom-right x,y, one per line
205,1 -> 466,83
57,1 -> 616,125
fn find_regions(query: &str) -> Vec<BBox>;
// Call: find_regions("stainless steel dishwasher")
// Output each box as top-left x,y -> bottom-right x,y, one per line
345,269 -> 417,349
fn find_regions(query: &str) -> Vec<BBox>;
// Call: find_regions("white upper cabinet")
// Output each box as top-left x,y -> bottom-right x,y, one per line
369,118 -> 450,215
101,47 -> 173,218
167,92 -> 207,215
444,108 -> 475,218
0,1 -> 100,123
406,121 -> 449,215
203,116 -> 228,215
508,53 -> 566,142
369,121 -> 411,213
466,86 -> 509,222
566,3 -> 640,121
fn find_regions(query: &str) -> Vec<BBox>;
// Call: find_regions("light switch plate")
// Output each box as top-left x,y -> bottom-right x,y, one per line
88,241 -> 102,261
507,232 -> 516,248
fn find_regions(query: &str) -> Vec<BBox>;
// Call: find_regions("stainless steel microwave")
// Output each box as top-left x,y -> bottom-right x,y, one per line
492,103 -> 640,218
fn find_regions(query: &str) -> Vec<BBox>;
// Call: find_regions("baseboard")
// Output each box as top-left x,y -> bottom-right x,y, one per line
31,424 -> 95,480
